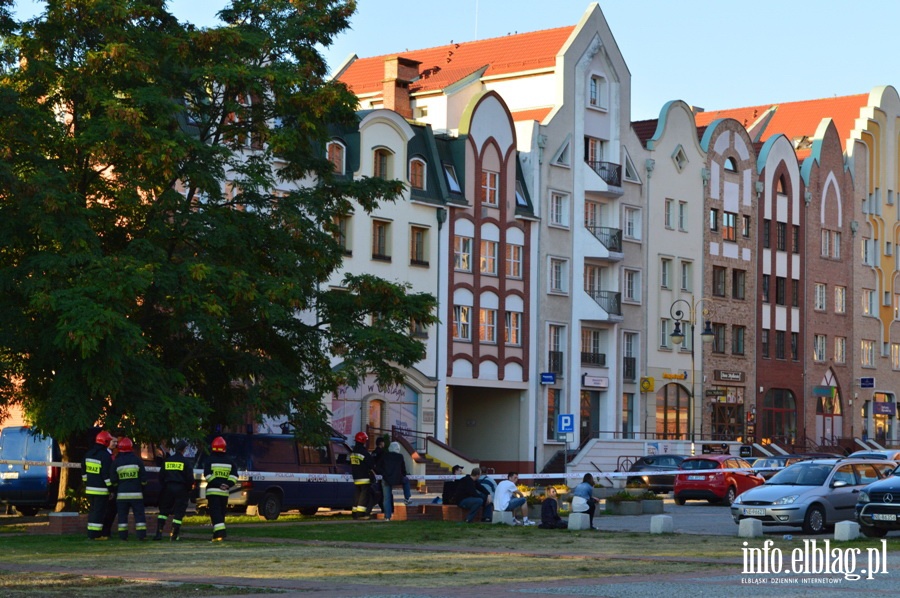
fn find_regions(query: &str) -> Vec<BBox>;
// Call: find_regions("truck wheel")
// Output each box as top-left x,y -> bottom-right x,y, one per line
860,525 -> 888,538
299,507 -> 319,516
15,506 -> 38,516
259,492 -> 282,521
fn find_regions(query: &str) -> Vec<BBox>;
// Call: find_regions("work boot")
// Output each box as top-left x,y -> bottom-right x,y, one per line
153,531 -> 163,541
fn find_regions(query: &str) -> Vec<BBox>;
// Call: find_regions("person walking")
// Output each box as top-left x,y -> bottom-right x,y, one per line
154,440 -> 194,541
378,441 -> 409,521
112,437 -> 148,540
349,432 -> 374,520
82,430 -> 115,540
204,436 -> 237,542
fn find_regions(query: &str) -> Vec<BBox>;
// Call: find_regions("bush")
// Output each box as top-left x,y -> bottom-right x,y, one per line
606,490 -> 641,503
640,491 -> 662,500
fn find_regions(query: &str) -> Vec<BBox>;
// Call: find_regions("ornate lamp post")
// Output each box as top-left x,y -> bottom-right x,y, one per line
669,299 -> 715,444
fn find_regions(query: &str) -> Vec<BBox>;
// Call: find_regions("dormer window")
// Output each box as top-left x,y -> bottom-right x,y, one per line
481,170 -> 499,206
327,140 -> 345,175
589,75 -> 608,110
374,148 -> 393,179
409,157 -> 426,190
444,164 -> 461,193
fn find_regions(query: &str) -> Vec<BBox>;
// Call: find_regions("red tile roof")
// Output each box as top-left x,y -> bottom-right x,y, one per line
338,27 -> 575,95
512,107 -> 553,123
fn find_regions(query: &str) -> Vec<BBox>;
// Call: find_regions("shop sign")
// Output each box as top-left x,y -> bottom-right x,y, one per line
715,370 -> 744,382
662,371 -> 687,380
582,375 -> 609,388
873,402 -> 897,416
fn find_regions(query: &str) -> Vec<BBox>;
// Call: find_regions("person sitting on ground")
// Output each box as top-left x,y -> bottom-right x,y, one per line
441,464 -> 465,504
573,473 -> 600,530
452,467 -> 489,523
539,486 -> 567,529
494,472 -> 534,525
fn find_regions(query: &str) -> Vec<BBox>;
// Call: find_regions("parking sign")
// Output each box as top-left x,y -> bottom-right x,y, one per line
557,413 -> 574,434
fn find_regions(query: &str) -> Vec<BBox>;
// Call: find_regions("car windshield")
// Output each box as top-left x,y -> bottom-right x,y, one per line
767,463 -> 831,486
753,459 -> 782,468
681,459 -> 719,471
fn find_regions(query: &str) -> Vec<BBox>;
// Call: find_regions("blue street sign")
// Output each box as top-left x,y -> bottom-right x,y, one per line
860,377 -> 875,389
541,372 -> 556,385
558,413 -> 574,434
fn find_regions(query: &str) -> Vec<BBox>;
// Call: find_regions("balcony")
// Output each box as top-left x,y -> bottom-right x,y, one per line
587,161 -> 622,186
581,352 -> 606,366
623,356 -> 636,381
583,160 -> 623,196
585,225 -> 623,261
548,351 -> 565,377
585,289 -> 622,317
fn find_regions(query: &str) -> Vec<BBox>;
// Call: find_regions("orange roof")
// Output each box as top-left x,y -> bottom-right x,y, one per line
694,94 -> 869,148
511,107 -> 552,123
338,26 -> 575,95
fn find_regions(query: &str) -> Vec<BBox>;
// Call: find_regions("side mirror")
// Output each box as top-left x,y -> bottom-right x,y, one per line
831,480 -> 848,488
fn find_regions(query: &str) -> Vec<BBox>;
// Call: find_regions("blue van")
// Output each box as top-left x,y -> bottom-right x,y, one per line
194,433 -> 355,520
0,426 -> 61,515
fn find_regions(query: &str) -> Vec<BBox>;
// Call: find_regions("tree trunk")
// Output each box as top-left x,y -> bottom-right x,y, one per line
55,441 -> 81,512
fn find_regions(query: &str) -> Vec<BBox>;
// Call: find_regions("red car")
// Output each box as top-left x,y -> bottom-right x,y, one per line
674,455 -> 764,506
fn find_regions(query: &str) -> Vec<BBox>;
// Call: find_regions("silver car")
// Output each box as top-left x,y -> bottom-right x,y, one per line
731,459 -> 896,533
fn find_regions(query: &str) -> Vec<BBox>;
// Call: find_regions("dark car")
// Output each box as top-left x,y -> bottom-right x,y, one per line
626,454 -> 688,492
674,455 -> 764,506
856,463 -> 900,537
0,426 -> 61,515
194,433 -> 355,520
751,456 -> 807,480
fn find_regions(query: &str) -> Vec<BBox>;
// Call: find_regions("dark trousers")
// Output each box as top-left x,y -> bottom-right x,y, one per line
208,494 -> 228,539
352,482 -> 370,518
86,494 -> 109,539
458,496 -> 485,523
117,498 -> 147,540
157,485 -> 189,537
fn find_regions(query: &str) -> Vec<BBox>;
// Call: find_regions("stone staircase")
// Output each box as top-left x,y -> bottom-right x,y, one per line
421,455 -> 454,493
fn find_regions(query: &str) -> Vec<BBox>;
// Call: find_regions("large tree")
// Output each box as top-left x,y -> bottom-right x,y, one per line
0,0 -> 436,472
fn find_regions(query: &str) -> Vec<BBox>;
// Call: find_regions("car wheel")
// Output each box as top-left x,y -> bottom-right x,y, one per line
723,486 -> 737,506
674,495 -> 686,505
860,525 -> 888,538
259,492 -> 282,521
14,506 -> 39,516
299,507 -> 319,517
802,504 -> 826,534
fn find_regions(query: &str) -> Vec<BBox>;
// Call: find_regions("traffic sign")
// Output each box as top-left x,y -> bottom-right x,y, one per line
541,372 -> 556,385
557,413 -> 574,434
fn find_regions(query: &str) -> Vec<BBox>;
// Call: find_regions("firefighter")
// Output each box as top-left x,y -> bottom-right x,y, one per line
82,430 -> 114,540
350,431 -> 374,520
113,437 -> 148,540
154,440 -> 194,541
203,436 -> 237,542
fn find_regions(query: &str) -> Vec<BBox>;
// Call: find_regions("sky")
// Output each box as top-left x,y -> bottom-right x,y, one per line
13,1 -> 900,121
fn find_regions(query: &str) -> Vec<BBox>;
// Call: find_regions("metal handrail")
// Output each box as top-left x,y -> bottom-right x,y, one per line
585,289 -> 622,315
585,225 -> 623,252
585,160 -> 622,186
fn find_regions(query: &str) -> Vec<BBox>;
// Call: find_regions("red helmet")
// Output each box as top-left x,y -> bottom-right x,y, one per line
211,436 -> 227,452
117,437 -> 133,453
354,432 -> 368,444
95,431 -> 113,447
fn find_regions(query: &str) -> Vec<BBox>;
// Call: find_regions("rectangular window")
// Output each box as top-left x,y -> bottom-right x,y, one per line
821,229 -> 831,257
660,318 -> 670,348
892,343 -> 900,370
332,216 -> 350,254
372,220 -> 390,260
550,258 -> 567,293
732,269 -> 745,300
792,225 -> 800,253
776,222 -> 786,251
661,258 -> 671,289
775,277 -> 786,305
506,244 -> 523,279
505,312 -> 522,346
762,274 -> 770,303
624,207 -> 640,239
678,201 -> 687,230
479,308 -> 497,343
814,334 -> 826,361
454,236 -> 472,271
548,325 -> 565,375
722,211 -> 737,241
480,240 -> 498,275
775,331 -> 785,359
814,283 -> 826,310
712,323 -> 726,354
581,328 -> 603,365
763,219 -> 771,248
761,329 -> 769,358
861,339 -> 875,367
624,269 -> 640,302
546,389 -> 560,441
742,215 -> 751,238
863,289 -> 874,316
791,280 -> 799,307
709,208 -> 719,231
374,149 -> 390,179
664,199 -> 673,228
681,261 -> 691,291
453,305 -> 471,341
409,159 -> 425,189
791,332 -> 799,360
712,266 -> 726,297
732,326 -> 745,355
550,192 -> 568,226
833,231 -> 841,259
410,226 -> 428,266
589,75 -> 606,109
481,170 -> 499,206
835,337 -> 846,364
835,286 -> 846,313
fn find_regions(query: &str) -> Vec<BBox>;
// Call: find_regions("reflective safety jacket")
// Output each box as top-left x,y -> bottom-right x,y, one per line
113,452 -> 147,501
203,455 -> 238,498
160,452 -> 195,489
349,442 -> 373,484
82,444 -> 114,497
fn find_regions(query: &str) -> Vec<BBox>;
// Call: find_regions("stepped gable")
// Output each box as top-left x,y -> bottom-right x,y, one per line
338,26 -> 575,95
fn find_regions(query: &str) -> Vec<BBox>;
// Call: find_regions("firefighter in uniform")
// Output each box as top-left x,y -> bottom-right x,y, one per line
350,432 -> 374,519
82,430 -> 114,539
154,440 -> 194,541
113,437 -> 148,540
203,436 -> 237,542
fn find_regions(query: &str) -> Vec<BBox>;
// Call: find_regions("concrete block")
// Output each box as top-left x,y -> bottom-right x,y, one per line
738,518 -> 763,538
492,510 -> 515,525
650,514 -> 674,534
568,512 -> 591,531
834,520 -> 859,541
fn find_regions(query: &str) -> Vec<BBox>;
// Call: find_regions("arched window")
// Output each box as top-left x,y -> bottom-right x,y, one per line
777,175 -> 786,194
724,157 -> 737,172
409,157 -> 426,190
327,140 -> 345,174
656,383 -> 689,440
374,148 -> 393,180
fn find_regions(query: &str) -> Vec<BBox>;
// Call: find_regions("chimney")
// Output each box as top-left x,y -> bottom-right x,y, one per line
383,56 -> 420,119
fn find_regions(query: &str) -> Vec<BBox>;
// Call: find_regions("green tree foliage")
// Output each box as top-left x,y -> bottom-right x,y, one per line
0,0 -> 437,449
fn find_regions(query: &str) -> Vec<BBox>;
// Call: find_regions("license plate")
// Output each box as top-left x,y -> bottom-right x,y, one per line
743,508 -> 766,516
687,475 -> 705,481
0,472 -> 18,479
873,513 -> 896,521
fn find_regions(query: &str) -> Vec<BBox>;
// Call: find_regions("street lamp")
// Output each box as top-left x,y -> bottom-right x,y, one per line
669,298 -> 715,444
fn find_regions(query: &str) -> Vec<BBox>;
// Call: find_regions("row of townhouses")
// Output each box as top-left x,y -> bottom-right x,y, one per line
316,3 -> 900,474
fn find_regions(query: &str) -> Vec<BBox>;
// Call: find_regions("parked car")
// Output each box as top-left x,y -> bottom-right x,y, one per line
673,455 -> 764,506
193,433 -> 355,520
626,454 -> 688,492
855,463 -> 900,537
848,449 -> 900,460
0,426 -> 61,515
732,458 -> 895,534
751,456 -> 806,480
